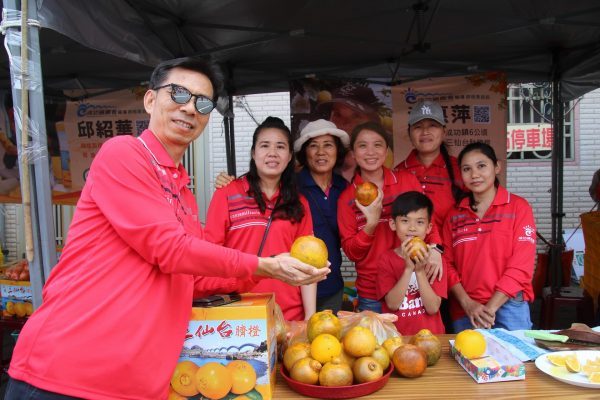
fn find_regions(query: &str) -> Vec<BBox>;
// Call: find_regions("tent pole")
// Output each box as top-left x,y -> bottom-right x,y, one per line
224,94 -> 236,176
550,50 -> 565,289
4,0 -> 58,307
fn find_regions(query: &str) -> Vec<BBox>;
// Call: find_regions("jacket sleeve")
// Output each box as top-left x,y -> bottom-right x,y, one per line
495,198 -> 536,297
337,187 -> 374,262
89,139 -> 257,279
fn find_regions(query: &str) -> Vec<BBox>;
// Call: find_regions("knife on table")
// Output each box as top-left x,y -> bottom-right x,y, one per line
524,331 -> 569,342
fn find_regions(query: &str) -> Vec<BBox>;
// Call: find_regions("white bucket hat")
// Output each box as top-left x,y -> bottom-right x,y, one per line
294,119 -> 350,152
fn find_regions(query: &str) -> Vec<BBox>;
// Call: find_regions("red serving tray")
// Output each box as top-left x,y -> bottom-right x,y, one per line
280,364 -> 394,399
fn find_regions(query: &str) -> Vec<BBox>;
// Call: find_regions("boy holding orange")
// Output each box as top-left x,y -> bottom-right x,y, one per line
376,191 -> 447,334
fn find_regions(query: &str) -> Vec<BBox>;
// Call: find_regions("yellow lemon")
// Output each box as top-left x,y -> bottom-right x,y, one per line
310,333 -> 342,364
454,329 -> 486,359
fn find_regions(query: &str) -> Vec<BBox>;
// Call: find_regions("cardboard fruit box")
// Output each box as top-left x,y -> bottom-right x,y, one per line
170,293 -> 277,399
450,336 -> 525,383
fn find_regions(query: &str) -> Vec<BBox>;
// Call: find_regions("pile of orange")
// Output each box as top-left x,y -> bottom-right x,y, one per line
283,311 -> 442,387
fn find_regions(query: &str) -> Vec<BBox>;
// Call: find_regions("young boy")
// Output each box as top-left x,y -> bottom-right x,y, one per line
376,191 -> 447,334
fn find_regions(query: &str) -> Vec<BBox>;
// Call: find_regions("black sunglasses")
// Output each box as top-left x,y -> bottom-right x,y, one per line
154,83 -> 215,115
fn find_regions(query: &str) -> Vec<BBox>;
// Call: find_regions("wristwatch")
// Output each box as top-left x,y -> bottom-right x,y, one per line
430,243 -> 444,254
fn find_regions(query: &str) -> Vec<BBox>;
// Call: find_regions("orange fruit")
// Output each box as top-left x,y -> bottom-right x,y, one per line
290,235 -> 329,269
409,329 -> 442,366
14,302 -> 27,318
195,362 -> 232,400
353,356 -> 383,383
226,360 -> 257,394
547,354 -> 568,367
167,386 -> 187,400
317,90 -> 332,103
454,329 -> 486,359
342,326 -> 377,358
565,356 -> 581,373
589,371 -> 600,383
310,333 -> 342,364
290,357 -> 322,385
283,342 -> 312,372
170,361 -> 199,397
392,344 -> 427,378
355,182 -> 378,206
371,345 -> 391,370
24,302 -> 33,316
382,336 -> 404,357
307,310 -> 342,342
408,237 -> 428,262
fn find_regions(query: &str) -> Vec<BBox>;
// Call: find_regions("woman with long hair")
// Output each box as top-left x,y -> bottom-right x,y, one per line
443,142 -> 535,333
205,117 -> 317,321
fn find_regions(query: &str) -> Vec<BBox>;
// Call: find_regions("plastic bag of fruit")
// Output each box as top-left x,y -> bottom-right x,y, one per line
3,259 -> 29,281
337,310 -> 400,344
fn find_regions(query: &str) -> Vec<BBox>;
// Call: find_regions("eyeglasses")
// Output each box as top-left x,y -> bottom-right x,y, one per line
154,83 -> 215,115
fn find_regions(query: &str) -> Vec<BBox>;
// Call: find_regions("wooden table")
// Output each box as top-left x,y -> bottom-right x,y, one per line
273,334 -> 599,399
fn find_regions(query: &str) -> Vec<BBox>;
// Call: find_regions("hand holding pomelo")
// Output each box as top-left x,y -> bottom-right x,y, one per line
290,235 -> 329,269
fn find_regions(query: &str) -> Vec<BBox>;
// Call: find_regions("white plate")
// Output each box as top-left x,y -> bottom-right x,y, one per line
535,350 -> 600,389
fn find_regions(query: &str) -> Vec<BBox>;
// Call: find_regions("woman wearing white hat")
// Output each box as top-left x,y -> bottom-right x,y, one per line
214,119 -> 350,313
294,119 -> 349,313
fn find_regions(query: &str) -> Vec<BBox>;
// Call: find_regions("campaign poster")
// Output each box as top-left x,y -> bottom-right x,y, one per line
391,73 -> 507,184
62,88 -> 149,193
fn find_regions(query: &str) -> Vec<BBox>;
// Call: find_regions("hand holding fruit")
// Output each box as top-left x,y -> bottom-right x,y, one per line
354,183 -> 383,232
257,254 -> 329,286
401,237 -> 428,266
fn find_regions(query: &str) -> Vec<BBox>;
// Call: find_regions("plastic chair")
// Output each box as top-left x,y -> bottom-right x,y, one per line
540,286 -> 595,330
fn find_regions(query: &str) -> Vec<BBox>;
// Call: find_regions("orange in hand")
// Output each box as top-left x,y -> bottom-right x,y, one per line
355,182 -> 378,206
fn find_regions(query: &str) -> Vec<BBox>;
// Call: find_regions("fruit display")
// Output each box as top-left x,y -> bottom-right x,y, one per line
354,182 -> 378,206
282,310 -> 441,395
290,235 -> 329,269
2,259 -> 29,281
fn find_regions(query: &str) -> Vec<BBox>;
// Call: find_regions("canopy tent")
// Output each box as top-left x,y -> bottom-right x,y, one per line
2,0 -> 600,304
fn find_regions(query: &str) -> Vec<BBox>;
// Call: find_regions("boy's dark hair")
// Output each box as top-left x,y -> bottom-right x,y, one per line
149,57 -> 224,101
391,191 -> 433,220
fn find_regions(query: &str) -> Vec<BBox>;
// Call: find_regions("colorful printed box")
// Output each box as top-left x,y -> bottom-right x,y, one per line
0,279 -> 32,302
450,336 -> 526,383
170,293 -> 277,399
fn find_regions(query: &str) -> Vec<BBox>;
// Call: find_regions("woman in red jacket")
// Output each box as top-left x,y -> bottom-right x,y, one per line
338,121 -> 442,312
205,117 -> 317,321
443,142 -> 535,333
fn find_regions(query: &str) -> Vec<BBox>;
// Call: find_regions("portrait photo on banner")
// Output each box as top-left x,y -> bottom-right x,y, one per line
391,73 -> 507,184
289,79 -> 394,178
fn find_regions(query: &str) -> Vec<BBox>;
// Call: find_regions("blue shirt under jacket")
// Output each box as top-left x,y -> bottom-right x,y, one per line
297,167 -> 348,298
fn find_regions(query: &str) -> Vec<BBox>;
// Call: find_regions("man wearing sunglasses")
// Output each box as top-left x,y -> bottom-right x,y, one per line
5,58 -> 330,400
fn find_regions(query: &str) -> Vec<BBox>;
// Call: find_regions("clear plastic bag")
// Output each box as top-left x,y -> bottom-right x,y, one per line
337,310 -> 400,344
